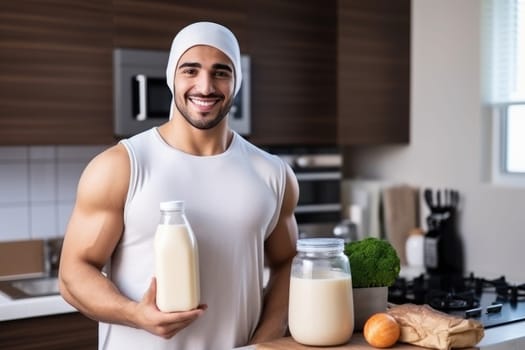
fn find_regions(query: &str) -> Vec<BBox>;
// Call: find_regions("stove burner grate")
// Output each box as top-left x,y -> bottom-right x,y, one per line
426,290 -> 480,311
473,275 -> 525,304
388,273 -> 525,328
496,283 -> 525,303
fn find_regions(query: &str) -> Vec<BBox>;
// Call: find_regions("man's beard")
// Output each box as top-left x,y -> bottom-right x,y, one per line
174,94 -> 234,130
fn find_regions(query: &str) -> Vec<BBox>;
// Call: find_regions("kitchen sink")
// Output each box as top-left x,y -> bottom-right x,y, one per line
12,277 -> 59,296
0,276 -> 60,299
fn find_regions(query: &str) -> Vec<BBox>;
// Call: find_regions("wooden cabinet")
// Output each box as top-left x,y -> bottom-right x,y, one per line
0,312 -> 97,350
247,0 -> 337,146
337,0 -> 410,145
0,1 -> 115,145
0,1 -> 408,146
112,0 -> 247,51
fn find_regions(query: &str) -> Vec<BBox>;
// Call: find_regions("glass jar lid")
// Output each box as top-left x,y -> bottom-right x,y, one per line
296,238 -> 344,253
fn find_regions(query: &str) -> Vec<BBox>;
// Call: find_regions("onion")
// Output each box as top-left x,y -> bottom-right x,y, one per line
363,312 -> 400,348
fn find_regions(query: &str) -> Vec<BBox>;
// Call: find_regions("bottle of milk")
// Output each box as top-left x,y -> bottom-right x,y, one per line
289,238 -> 354,346
154,200 -> 200,312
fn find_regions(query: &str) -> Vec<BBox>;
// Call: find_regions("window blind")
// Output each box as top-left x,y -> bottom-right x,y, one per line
484,0 -> 525,103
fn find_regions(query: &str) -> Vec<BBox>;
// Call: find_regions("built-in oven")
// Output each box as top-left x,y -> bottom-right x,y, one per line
113,48 -> 251,137
277,151 -> 343,238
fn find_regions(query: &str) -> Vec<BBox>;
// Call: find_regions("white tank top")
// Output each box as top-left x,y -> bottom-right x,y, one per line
99,128 -> 287,350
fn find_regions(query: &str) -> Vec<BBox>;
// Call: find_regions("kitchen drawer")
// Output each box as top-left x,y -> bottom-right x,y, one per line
0,312 -> 97,350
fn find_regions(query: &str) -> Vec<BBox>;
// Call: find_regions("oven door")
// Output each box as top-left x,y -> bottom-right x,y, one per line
295,170 -> 342,237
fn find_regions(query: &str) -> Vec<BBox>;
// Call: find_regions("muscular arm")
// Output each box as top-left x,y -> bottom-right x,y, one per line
249,164 -> 299,344
59,144 -> 204,339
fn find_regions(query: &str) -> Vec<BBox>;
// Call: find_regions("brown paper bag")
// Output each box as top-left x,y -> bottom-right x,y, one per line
387,304 -> 484,350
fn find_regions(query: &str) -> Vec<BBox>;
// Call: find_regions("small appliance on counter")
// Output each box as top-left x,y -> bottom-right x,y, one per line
332,219 -> 358,243
422,188 -> 464,276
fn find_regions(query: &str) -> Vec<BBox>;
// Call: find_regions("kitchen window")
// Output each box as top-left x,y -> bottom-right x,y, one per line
483,0 -> 525,186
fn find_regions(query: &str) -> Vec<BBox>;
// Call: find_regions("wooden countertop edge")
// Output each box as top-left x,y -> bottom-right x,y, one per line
254,333 -> 479,350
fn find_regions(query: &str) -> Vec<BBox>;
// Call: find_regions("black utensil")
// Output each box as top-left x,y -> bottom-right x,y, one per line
444,188 -> 451,210
424,188 -> 434,211
452,190 -> 459,209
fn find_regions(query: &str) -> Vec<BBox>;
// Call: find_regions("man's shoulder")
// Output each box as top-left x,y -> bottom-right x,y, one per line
233,136 -> 287,180
120,127 -> 157,147
86,143 -> 129,176
235,134 -> 281,164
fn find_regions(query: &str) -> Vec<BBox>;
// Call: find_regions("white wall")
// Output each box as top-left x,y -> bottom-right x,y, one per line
343,0 -> 525,283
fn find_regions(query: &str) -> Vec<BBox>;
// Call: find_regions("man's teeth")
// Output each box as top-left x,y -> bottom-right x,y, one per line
191,98 -> 216,107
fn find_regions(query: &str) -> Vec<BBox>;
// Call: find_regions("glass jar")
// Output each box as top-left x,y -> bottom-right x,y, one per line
288,238 -> 354,346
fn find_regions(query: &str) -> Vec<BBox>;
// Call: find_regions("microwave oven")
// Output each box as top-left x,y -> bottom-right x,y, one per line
113,48 -> 251,137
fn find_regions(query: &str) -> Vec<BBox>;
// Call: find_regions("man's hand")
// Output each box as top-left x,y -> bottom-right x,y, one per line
136,278 -> 207,339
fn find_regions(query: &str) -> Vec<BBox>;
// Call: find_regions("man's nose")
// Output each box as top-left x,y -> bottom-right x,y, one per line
195,73 -> 215,95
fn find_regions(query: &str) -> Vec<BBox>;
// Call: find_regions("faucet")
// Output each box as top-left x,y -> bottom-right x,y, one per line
44,238 -> 63,277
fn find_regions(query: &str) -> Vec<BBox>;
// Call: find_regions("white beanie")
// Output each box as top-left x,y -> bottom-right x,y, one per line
165,21 -> 242,98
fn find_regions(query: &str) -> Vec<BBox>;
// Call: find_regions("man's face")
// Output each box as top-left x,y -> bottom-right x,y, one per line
173,45 -> 235,130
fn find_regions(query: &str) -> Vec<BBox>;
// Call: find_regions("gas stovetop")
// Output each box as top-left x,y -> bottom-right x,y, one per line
388,273 -> 525,328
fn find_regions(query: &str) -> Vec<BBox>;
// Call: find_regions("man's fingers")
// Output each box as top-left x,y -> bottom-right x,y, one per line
143,277 -> 157,305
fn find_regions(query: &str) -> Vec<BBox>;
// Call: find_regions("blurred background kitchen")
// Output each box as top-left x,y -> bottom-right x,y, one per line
1,0 -> 524,298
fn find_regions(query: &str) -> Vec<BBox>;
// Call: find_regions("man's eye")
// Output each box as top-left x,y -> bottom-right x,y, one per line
182,68 -> 197,75
215,71 -> 232,78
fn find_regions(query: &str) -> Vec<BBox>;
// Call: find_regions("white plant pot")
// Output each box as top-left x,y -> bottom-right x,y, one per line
352,286 -> 388,331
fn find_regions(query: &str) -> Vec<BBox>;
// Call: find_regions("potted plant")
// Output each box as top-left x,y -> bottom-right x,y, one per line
344,237 -> 401,330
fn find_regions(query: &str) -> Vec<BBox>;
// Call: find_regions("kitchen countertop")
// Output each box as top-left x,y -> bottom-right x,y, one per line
2,289 -> 525,349
478,322 -> 525,349
0,290 -> 76,321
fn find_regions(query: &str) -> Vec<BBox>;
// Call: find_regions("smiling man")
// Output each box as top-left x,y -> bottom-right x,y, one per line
59,22 -> 298,350
174,50 -> 234,130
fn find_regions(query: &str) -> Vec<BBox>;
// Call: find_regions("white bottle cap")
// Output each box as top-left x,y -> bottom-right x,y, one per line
160,200 -> 184,211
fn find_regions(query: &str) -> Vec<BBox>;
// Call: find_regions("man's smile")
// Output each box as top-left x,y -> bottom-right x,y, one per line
189,96 -> 221,112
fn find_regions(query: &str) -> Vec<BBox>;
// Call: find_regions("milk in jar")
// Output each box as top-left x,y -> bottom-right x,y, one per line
154,200 -> 200,312
288,238 -> 354,346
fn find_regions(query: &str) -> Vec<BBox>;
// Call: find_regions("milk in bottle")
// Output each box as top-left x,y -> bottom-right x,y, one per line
154,200 -> 200,312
